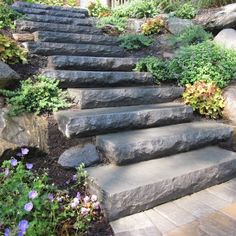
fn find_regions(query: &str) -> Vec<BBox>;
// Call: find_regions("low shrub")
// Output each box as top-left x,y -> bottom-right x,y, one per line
0,75 -> 70,116
171,25 -> 213,47
141,16 -> 165,36
119,34 -> 153,51
183,80 -> 224,119
88,0 -> 111,17
168,41 -> 236,88
0,34 -> 27,64
0,149 -> 101,235
175,3 -> 197,19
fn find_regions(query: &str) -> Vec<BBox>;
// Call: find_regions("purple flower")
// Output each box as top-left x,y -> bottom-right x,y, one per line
4,228 -> 10,236
81,207 -> 89,216
70,197 -> 80,208
65,180 -> 70,185
10,158 -> 18,167
76,192 -> 81,200
48,193 -> 54,201
91,195 -> 97,202
4,168 -> 9,177
18,220 -> 29,235
92,202 -> 100,210
24,202 -> 33,212
83,196 -> 90,204
21,148 -> 29,156
28,190 -> 38,200
26,163 -> 33,170
72,174 -> 77,181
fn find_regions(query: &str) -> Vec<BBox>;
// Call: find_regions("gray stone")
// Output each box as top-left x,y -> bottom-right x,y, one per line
0,61 -> 20,88
34,31 -> 119,45
223,85 -> 236,124
167,17 -> 194,35
42,70 -> 153,88
16,20 -> 101,35
87,146 -> 236,220
54,103 -> 193,138
214,28 -> 236,51
23,41 -> 125,57
68,86 -> 184,109
96,121 -> 232,164
47,56 -> 137,71
58,144 -> 100,168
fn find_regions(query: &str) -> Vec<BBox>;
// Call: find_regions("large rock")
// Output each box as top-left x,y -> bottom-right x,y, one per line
214,28 -> 236,51
0,61 -> 20,89
223,85 -> 236,123
167,17 -> 194,35
58,144 -> 100,168
195,3 -> 236,32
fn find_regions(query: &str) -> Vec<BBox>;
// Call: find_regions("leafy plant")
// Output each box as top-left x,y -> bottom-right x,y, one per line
175,3 -> 197,19
183,80 -> 225,119
119,34 -> 153,51
141,16 -> 165,36
152,0 -> 180,13
171,25 -> 213,47
88,0 -> 111,17
97,15 -> 127,32
0,75 -> 70,116
168,41 -> 236,88
23,0 -> 77,6
0,149 -> 101,235
135,56 -> 171,83
0,34 -> 27,64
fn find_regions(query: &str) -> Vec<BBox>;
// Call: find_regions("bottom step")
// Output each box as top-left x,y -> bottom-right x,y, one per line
87,146 -> 236,221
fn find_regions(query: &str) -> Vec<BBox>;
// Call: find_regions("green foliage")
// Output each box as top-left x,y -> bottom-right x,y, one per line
0,75 -> 70,116
152,0 -> 180,13
23,0 -> 77,7
119,34 -> 153,51
183,80 -> 225,119
0,151 -> 101,235
97,15 -> 127,32
175,3 -> 197,19
88,0 -> 111,17
169,41 -> 236,88
0,4 -> 22,29
0,34 -> 27,64
141,16 -> 165,36
171,25 -> 213,47
135,56 -> 171,84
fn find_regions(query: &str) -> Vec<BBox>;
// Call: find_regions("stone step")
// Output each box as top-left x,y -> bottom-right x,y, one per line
47,56 -> 137,71
54,103 -> 193,138
42,70 -> 153,88
96,121 -> 233,165
16,20 -> 102,35
34,31 -> 118,45
87,146 -> 236,221
68,86 -> 184,109
23,42 -> 125,57
25,14 -> 92,26
12,6 -> 86,19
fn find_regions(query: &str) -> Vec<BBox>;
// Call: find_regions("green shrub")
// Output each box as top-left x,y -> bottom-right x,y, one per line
175,3 -> 197,19
171,25 -> 213,47
88,0 -> 111,17
119,34 -> 153,51
135,56 -> 171,84
169,41 -> 236,88
0,75 -> 70,116
152,0 -> 180,13
141,16 -> 165,36
183,80 -> 224,119
0,4 -> 22,29
97,15 -> 127,32
0,34 -> 27,64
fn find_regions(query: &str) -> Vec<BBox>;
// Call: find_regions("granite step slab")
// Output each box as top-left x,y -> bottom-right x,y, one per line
68,86 -> 184,109
34,31 -> 118,45
16,20 -> 102,35
87,146 -> 236,220
42,70 -> 153,88
96,121 -> 233,164
54,103 -> 193,138
47,56 -> 137,71
23,42 -> 125,57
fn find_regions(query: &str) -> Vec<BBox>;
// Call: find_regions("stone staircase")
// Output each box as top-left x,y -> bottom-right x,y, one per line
13,1 -> 236,228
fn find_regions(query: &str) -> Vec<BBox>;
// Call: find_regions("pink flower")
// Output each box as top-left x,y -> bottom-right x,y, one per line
83,196 -> 90,204
91,195 -> 97,202
81,207 -> 89,216
92,202 -> 100,210
70,197 -> 80,208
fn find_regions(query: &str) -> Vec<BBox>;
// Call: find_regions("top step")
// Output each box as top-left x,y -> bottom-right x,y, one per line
12,2 -> 89,16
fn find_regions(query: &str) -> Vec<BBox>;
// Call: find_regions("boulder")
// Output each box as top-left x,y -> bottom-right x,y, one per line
223,85 -> 236,124
167,17 -> 194,35
195,3 -> 236,32
0,61 -> 20,89
58,144 -> 100,168
214,28 -> 236,51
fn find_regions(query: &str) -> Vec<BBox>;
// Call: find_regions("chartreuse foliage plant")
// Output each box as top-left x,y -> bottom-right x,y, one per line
0,75 -> 70,116
175,2 -> 197,19
119,34 -> 153,51
183,80 -> 225,119
141,16 -> 165,36
0,149 -> 101,235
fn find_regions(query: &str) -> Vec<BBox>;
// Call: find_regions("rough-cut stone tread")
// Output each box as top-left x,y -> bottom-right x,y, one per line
87,146 -> 236,220
23,42 -> 125,57
96,121 -> 233,164
47,56 -> 137,71
16,20 -> 101,35
68,86 -> 184,109
54,103 -> 193,138
34,31 -> 118,45
42,70 -> 153,88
